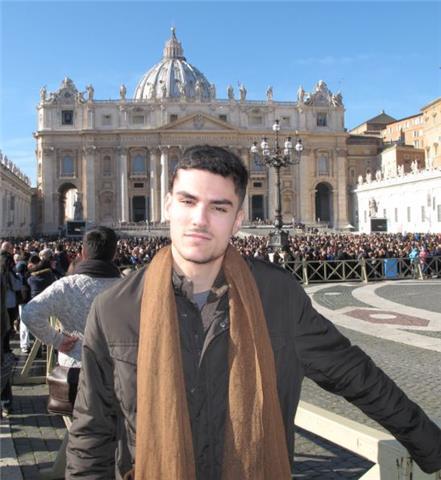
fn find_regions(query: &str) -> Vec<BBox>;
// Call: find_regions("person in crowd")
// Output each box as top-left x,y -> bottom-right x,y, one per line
15,258 -> 32,354
0,242 -> 21,355
66,146 -> 441,480
1,248 -> 15,415
54,242 -> 70,277
22,227 -> 121,368
27,249 -> 57,300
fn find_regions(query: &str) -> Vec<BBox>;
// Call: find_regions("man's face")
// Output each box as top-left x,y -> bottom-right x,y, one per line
165,168 -> 244,266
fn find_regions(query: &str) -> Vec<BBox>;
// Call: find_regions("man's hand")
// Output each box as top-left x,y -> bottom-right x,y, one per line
59,334 -> 79,353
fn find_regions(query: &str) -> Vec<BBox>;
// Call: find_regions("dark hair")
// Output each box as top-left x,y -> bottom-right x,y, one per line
82,226 -> 118,261
169,145 -> 249,205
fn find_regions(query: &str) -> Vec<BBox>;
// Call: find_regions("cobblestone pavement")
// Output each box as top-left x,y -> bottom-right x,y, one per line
312,285 -> 371,311
376,283 -> 441,314
3,279 -> 441,479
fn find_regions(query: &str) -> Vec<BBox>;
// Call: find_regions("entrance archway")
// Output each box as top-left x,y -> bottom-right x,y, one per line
251,195 -> 265,221
58,183 -> 78,226
315,183 -> 332,223
132,196 -> 148,222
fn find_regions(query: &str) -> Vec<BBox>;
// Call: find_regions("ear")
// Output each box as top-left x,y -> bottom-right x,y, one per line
232,208 -> 244,236
164,192 -> 172,221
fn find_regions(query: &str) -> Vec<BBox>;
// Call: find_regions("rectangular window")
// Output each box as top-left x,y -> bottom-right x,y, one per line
253,181 -> 263,188
169,114 -> 178,123
407,206 -> 411,222
62,110 -> 73,125
394,208 -> 398,222
219,114 -> 227,122
132,115 -> 145,125
364,210 -> 367,222
317,113 -> 327,127
318,156 -> 329,175
249,115 -> 263,126
414,140 -> 419,148
281,116 -> 291,128
383,209 -> 386,218
438,205 -> 441,222
102,114 -> 112,126
134,182 -> 144,188
421,206 -> 425,221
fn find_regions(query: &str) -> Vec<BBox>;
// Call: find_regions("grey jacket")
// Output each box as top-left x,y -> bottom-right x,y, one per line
66,258 -> 441,479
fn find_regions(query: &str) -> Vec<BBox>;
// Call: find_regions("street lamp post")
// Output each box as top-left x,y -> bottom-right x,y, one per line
250,119 -> 303,248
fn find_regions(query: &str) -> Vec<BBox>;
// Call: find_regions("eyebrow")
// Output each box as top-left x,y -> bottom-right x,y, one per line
175,190 -> 234,207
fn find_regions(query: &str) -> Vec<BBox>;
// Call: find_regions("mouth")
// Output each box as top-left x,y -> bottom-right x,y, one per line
184,232 -> 212,241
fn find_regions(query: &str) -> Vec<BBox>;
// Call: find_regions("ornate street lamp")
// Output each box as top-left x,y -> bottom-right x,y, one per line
250,119 -> 303,248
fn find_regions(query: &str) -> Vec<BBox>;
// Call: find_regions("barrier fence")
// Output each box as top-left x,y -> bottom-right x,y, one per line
283,255 -> 441,285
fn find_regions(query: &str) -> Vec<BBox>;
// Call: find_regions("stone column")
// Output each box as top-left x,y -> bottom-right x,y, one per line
87,107 -> 95,129
240,149 -> 250,221
119,105 -> 128,128
299,148 -> 313,224
42,147 -> 56,233
160,146 -> 169,222
150,149 -> 160,222
84,146 -> 96,224
267,167 -> 275,222
335,149 -> 349,229
118,147 -> 129,223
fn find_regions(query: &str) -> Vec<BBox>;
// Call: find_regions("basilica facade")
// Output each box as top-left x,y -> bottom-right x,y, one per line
35,29 -> 365,234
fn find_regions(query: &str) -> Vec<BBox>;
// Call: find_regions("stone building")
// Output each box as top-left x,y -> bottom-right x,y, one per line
421,97 -> 441,169
350,111 -> 396,137
34,28 -> 368,234
0,151 -> 32,238
381,113 -> 424,148
355,167 -> 441,234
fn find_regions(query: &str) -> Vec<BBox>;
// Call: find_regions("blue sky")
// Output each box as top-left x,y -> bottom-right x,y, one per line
1,1 -> 440,186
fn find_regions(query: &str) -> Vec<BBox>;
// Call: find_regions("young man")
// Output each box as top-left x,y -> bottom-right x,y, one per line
66,146 -> 441,480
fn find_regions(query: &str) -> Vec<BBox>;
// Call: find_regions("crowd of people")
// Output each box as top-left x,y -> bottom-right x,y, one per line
3,232 -> 441,270
1,230 -> 440,365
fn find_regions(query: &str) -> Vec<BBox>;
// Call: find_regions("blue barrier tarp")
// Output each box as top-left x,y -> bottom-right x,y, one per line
384,258 -> 398,278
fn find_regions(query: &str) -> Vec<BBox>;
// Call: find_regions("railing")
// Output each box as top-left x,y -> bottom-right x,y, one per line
282,256 -> 441,285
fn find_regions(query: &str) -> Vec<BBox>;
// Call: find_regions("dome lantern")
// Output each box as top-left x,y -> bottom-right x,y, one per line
133,28 -> 213,101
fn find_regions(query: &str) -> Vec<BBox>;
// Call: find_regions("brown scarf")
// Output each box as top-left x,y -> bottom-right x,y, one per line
133,245 -> 291,480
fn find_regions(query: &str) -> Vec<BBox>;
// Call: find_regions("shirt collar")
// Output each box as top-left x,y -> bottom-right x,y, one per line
172,268 -> 228,303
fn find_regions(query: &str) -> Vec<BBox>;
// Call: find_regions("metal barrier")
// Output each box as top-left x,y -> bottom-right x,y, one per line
282,256 -> 441,285
295,401 -> 441,480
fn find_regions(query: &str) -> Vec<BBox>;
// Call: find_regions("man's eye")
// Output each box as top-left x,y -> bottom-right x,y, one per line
214,206 -> 227,213
180,199 -> 193,205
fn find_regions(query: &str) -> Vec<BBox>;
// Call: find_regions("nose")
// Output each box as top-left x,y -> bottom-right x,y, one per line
191,204 -> 209,228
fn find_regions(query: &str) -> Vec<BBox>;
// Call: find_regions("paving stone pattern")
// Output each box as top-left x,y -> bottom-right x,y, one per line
401,329 -> 441,339
312,286 -> 371,311
376,284 -> 441,314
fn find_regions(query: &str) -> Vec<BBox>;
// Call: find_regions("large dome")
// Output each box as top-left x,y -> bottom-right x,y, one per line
133,28 -> 214,101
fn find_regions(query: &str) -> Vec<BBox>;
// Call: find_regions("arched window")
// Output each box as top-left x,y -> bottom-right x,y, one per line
103,156 -> 112,176
132,154 -> 145,175
61,155 -> 74,177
